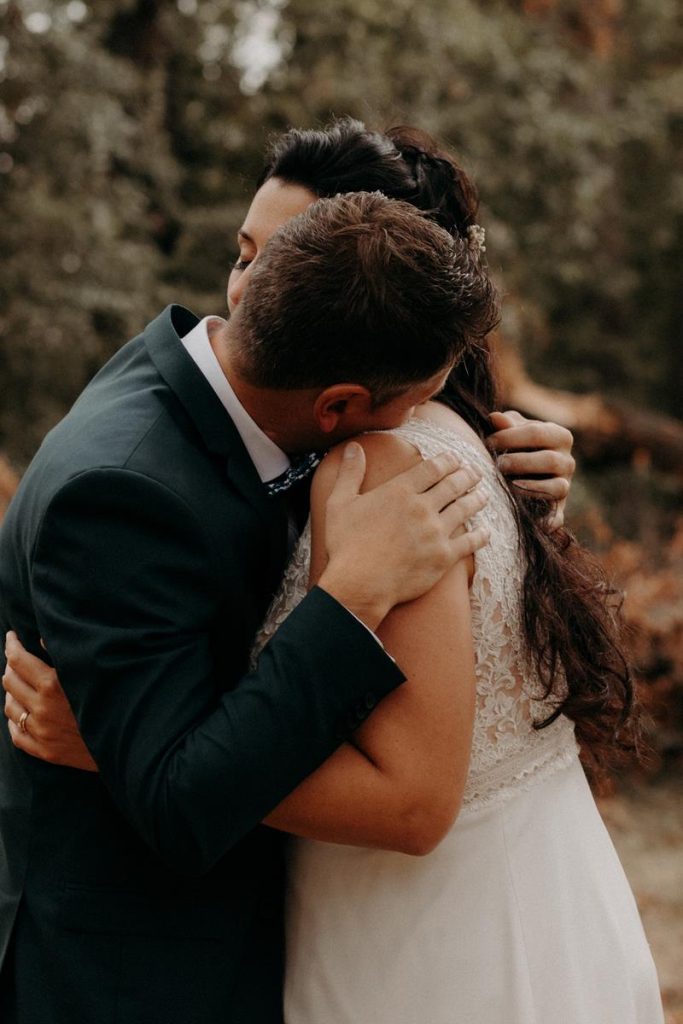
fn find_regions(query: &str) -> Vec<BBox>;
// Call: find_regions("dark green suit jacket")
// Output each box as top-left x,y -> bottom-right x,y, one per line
0,306 -> 404,1024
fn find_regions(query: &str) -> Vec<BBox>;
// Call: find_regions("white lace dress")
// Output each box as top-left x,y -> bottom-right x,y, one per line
255,418 -> 664,1024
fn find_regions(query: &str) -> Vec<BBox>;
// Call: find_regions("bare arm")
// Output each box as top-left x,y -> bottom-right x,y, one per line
263,434 -> 478,855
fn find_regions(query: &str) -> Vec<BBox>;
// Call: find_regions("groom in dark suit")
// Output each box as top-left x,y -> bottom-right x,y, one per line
0,193 -> 488,1023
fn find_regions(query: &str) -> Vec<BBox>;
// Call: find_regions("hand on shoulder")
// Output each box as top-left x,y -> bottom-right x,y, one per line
312,430 -> 488,629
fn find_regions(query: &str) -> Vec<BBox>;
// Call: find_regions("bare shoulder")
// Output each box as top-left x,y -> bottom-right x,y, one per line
311,432 -> 422,505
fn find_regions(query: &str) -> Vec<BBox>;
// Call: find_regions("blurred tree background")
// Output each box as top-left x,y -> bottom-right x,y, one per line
1,0 -> 681,458
1,0 -> 682,1008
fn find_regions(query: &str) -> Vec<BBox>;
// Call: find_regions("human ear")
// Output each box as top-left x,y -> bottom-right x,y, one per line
313,384 -> 370,434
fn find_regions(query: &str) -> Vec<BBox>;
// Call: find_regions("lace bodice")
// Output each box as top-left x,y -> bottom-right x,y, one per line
253,417 -> 578,815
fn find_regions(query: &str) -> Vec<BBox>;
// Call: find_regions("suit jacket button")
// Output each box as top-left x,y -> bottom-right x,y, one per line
364,692 -> 377,710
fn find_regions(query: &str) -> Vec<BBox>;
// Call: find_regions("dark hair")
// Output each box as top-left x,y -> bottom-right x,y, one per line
232,190 -> 498,402
258,119 -> 479,237
259,119 -> 495,442
259,117 -> 640,780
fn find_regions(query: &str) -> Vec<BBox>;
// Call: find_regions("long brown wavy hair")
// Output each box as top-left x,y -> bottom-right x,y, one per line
259,117 -> 642,782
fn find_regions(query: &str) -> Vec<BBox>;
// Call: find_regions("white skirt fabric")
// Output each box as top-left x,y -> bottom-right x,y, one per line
284,755 -> 664,1024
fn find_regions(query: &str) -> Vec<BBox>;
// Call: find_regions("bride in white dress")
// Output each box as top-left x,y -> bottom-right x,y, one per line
256,397 -> 664,1024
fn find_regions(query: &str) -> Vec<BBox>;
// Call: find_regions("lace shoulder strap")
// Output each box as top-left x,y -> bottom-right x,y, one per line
388,418 -> 496,479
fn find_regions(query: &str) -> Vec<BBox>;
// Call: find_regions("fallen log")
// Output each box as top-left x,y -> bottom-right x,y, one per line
497,342 -> 683,477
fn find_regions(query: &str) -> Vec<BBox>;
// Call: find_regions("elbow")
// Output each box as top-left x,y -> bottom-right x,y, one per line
398,824 -> 449,858
152,838 -> 221,878
147,814 -> 249,877
401,835 -> 442,858
129,781 -> 244,878
145,796 -> 254,876
141,818 -> 225,878
394,794 -> 462,857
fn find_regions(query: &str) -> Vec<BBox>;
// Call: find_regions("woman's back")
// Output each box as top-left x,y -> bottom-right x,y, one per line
397,406 -> 579,814
256,403 -> 663,1024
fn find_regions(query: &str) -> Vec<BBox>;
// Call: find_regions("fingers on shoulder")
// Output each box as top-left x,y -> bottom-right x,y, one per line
314,434 -> 422,501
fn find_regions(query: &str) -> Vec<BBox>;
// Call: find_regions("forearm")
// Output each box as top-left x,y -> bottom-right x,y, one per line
264,740 -> 434,855
282,436 -> 479,857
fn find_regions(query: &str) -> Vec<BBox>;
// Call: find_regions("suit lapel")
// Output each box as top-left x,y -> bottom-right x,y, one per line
143,305 -> 289,575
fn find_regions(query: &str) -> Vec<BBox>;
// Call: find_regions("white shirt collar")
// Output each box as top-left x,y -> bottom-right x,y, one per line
181,316 -> 290,483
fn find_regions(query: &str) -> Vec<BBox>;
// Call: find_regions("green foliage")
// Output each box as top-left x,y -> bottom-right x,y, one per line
0,0 -> 680,465
260,0 -> 683,411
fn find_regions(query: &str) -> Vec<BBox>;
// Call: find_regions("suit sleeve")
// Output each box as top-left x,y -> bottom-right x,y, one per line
31,468 -> 405,875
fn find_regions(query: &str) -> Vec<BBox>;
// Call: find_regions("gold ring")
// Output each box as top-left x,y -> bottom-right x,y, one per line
18,710 -> 30,734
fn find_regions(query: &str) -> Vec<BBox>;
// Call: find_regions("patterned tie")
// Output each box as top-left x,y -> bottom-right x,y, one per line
265,452 -> 323,497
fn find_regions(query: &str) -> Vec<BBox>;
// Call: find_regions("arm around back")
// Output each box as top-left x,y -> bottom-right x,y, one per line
265,433 -> 478,855
30,467 -> 405,874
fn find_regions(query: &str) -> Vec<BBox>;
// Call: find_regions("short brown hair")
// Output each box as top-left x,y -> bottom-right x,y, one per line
230,191 -> 498,402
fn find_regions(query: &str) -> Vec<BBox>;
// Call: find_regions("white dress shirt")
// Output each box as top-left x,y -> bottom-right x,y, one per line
181,316 -> 290,484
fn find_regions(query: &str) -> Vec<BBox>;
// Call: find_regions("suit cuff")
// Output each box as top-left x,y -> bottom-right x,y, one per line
339,608 -> 390,654
304,585 -> 405,733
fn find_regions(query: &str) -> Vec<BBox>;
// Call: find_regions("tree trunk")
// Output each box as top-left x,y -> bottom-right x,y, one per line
0,455 -> 19,520
496,340 -> 683,478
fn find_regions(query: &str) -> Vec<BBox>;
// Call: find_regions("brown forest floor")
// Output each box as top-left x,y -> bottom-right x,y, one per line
599,772 -> 683,1022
